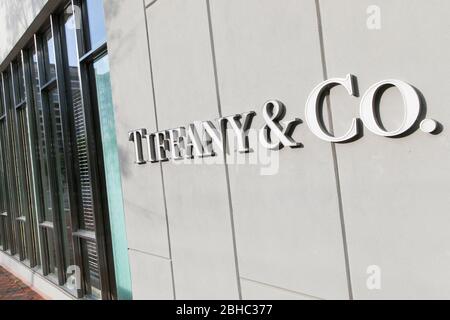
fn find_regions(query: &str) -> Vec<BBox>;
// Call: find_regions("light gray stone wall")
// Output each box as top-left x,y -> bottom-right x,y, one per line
0,0 -> 47,62
104,0 -> 450,300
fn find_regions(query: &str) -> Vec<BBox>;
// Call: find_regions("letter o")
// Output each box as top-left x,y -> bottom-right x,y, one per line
360,79 -> 421,137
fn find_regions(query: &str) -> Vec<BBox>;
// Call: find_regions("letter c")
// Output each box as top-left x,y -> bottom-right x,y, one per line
305,74 -> 360,143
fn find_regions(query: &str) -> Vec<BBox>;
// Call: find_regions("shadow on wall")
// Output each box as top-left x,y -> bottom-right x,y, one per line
103,0 -> 154,180
0,0 -> 45,61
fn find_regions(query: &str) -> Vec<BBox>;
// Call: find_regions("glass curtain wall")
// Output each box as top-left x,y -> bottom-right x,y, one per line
0,0 -> 119,300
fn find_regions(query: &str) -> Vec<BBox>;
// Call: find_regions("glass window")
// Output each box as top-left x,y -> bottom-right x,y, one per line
63,10 -> 79,68
17,100 -> 41,266
0,93 -> 9,252
12,60 -> 26,103
43,29 -> 57,81
0,80 -> 6,251
63,5 -> 97,233
29,45 -> 60,275
30,48 -> 53,224
8,58 -> 42,264
4,71 -> 21,257
18,222 -> 28,259
44,228 -> 57,275
86,0 -> 107,49
48,88 -> 75,270
94,54 -> 131,299
81,239 -> 101,299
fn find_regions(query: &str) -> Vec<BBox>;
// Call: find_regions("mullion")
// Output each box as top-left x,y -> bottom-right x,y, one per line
36,26 -> 66,285
10,59 -> 34,264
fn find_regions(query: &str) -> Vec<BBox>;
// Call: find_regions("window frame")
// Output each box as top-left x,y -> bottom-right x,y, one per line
71,0 -> 116,300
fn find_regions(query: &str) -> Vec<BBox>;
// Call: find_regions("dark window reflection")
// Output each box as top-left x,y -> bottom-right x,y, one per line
31,49 -> 53,223
81,239 -> 101,299
48,88 -> 74,269
43,29 -> 56,81
63,6 -> 97,233
13,61 -> 25,103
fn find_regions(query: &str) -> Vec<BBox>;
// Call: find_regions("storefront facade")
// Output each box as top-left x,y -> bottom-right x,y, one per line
1,0 -> 450,300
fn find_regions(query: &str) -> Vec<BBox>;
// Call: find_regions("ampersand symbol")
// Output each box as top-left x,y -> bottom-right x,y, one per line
259,100 -> 302,150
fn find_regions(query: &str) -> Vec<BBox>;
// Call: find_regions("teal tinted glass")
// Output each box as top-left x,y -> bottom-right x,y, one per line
93,55 -> 132,300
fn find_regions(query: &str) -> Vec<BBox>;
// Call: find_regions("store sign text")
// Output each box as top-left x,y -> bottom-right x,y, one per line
129,74 -> 439,164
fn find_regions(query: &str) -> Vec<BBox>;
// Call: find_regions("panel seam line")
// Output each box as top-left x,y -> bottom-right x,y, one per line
206,0 -> 243,300
240,276 -> 324,300
314,0 -> 354,300
143,0 -> 177,300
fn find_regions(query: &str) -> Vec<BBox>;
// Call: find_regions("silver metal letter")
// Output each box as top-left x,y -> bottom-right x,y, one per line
143,133 -> 158,163
305,74 -> 359,143
155,131 -> 170,162
260,100 -> 301,150
201,121 -> 225,157
185,123 -> 203,159
360,79 -> 421,137
168,128 -> 186,161
128,129 -> 147,164
220,112 -> 256,154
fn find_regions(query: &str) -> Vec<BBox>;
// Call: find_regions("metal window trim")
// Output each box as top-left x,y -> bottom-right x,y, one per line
39,221 -> 54,229
72,229 -> 96,242
78,42 -> 107,65
40,77 -> 58,92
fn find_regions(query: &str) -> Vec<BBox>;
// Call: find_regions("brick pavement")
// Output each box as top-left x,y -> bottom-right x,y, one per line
0,266 -> 43,300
